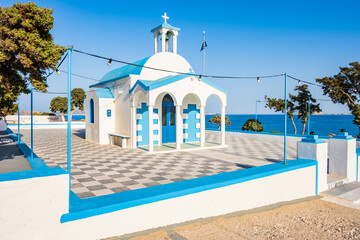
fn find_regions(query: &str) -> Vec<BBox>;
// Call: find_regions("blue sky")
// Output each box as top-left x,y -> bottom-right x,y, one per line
4,0 -> 360,114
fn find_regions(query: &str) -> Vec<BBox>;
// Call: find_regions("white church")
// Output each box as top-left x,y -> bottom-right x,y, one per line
85,14 -> 227,152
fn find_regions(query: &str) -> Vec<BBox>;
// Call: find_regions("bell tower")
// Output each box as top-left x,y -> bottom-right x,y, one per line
151,13 -> 180,54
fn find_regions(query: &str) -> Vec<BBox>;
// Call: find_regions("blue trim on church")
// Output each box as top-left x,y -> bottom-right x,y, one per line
183,104 -> 200,143
136,103 -> 159,146
151,23 -> 180,32
129,74 -> 228,94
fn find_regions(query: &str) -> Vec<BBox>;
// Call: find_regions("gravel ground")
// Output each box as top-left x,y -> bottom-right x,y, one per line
107,199 -> 360,240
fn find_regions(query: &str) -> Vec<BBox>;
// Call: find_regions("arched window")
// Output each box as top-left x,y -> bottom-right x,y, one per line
90,99 -> 94,123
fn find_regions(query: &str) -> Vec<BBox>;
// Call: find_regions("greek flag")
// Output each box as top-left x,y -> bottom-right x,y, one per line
200,41 -> 207,51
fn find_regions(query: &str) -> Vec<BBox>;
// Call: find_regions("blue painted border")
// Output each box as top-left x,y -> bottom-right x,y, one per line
356,148 -> 360,182
6,128 -> 49,169
61,158 -> 316,223
2,128 -> 67,181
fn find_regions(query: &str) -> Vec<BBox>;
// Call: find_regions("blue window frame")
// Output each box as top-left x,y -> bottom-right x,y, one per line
90,99 -> 94,123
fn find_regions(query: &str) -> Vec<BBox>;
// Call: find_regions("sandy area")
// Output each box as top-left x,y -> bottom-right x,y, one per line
107,199 -> 360,240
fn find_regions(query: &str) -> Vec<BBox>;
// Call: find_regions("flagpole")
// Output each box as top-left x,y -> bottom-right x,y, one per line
202,31 -> 205,75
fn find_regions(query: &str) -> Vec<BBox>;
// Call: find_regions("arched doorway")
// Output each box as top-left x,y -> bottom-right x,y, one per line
162,94 -> 176,143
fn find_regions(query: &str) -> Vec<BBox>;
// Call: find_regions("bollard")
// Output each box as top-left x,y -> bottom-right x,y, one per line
297,135 -> 328,193
329,132 -> 356,182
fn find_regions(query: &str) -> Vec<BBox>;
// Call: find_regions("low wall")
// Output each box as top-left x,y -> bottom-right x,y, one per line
5,115 -> 62,124
8,123 -> 85,129
0,159 -> 317,240
208,130 -> 305,144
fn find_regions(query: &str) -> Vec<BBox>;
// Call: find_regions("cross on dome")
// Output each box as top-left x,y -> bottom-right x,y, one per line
162,12 -> 169,23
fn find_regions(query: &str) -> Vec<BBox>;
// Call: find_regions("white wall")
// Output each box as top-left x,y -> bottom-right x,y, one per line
85,91 -> 115,145
0,174 -> 69,240
329,138 -> 357,181
5,115 -> 62,123
0,165 -> 316,240
85,91 -> 100,143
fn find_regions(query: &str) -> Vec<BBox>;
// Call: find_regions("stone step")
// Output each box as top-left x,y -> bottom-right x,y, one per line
321,182 -> 360,204
327,174 -> 348,190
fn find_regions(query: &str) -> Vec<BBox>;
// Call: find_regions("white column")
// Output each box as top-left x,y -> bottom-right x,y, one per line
172,34 -> 178,54
153,32 -> 158,54
200,106 -> 205,148
221,106 -> 226,145
297,135 -> 328,193
148,105 -> 154,152
329,132 -> 357,182
161,31 -> 166,52
131,105 -> 137,148
176,105 -> 182,149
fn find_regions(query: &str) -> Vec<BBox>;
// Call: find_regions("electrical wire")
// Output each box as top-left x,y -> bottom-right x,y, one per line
58,70 -> 100,82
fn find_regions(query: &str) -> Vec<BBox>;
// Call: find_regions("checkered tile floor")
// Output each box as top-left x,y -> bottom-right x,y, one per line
12,128 -> 297,199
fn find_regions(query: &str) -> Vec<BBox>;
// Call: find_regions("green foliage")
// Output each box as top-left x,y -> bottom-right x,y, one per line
264,95 -> 297,134
316,62 -> 360,137
0,2 -> 66,117
49,88 -> 85,121
241,118 -> 263,132
33,111 -> 55,116
50,96 -> 70,121
71,88 -> 86,112
265,84 -> 321,135
208,114 -> 231,129
290,84 -> 321,135
270,131 -> 279,133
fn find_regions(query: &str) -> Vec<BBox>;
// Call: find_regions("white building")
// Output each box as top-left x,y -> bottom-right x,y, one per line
85,14 -> 227,152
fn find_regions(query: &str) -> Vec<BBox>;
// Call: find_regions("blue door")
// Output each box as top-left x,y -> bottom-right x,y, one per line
162,94 -> 176,143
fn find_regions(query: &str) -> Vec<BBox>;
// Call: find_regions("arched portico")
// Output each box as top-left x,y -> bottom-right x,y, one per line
205,94 -> 226,146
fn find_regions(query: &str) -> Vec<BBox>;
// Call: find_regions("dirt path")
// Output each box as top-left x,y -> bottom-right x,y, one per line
107,199 -> 360,240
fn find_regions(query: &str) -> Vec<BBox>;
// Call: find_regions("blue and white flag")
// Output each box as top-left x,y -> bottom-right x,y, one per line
200,41 -> 207,51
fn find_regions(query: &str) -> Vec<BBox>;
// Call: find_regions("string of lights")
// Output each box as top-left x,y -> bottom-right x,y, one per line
73,49 -> 284,80
45,53 -> 68,78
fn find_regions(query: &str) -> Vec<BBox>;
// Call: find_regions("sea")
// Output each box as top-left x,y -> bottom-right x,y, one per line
65,114 -> 358,138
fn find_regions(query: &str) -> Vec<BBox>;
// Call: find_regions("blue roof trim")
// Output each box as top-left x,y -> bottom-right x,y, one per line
301,135 -> 326,144
333,132 -> 354,140
151,23 -> 180,32
90,56 -> 151,88
129,74 -> 228,94
60,159 -> 316,223
201,77 -> 228,94
95,88 -> 114,99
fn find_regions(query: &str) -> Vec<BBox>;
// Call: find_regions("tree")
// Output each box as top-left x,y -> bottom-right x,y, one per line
264,96 -> 297,134
0,2 -> 66,118
71,88 -> 86,114
50,97 -> 69,122
241,118 -> 263,132
290,84 -> 321,135
316,62 -> 360,137
208,114 -> 231,129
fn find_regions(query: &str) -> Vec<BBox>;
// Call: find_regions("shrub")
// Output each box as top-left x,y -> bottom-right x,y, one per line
242,118 -> 263,132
